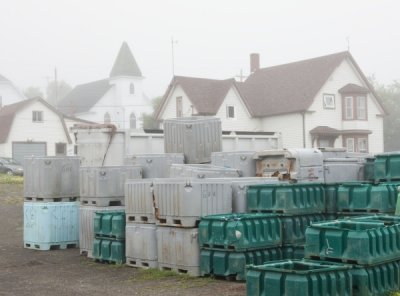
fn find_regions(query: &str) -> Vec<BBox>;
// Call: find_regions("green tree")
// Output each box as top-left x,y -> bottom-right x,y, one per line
46,80 -> 72,107
24,86 -> 44,99
373,79 -> 400,151
142,96 -> 163,129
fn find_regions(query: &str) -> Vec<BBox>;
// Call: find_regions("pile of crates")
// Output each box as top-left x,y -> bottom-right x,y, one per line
79,166 -> 141,258
245,152 -> 400,296
23,156 -> 80,250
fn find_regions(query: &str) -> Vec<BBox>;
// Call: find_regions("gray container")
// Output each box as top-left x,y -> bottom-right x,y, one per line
153,178 -> 232,227
323,158 -> 363,184
211,151 -> 256,177
254,148 -> 324,182
125,179 -> 155,223
124,153 -> 184,178
157,226 -> 200,276
231,177 -> 282,213
79,205 -> 125,257
164,116 -> 222,164
126,223 -> 158,268
24,156 -> 80,199
80,166 -> 142,198
169,164 -> 241,178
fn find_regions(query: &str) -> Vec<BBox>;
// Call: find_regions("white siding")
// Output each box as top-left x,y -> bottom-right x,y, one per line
215,87 -> 261,131
2,101 -> 70,157
261,113 -> 303,149
306,58 -> 384,153
159,85 -> 197,121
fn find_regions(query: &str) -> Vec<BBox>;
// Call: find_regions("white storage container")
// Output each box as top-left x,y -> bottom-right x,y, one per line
153,178 -> 232,227
231,177 -> 282,213
318,147 -> 347,159
211,151 -> 256,177
169,164 -> 240,178
73,125 -> 126,166
126,223 -> 158,268
124,153 -> 184,178
125,179 -> 155,223
24,202 -> 79,250
254,148 -> 324,182
24,156 -> 80,199
79,205 -> 125,257
164,116 -> 222,164
80,166 -> 142,198
323,158 -> 363,183
157,227 -> 200,276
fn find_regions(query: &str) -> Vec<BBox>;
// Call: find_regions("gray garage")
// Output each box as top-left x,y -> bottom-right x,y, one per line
12,142 -> 47,164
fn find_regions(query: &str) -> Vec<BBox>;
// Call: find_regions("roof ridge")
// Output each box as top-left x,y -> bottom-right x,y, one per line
257,51 -> 349,72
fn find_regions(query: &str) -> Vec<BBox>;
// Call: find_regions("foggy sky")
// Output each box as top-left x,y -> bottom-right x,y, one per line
1,0 -> 399,98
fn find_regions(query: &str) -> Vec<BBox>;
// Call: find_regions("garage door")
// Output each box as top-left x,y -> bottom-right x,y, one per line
12,142 -> 47,164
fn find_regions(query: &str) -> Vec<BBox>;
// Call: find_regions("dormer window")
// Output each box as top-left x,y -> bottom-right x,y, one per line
339,83 -> 369,121
130,83 -> 135,94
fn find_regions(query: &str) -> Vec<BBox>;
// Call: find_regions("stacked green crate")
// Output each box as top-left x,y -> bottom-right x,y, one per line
336,182 -> 400,218
305,215 -> 400,296
246,182 -> 326,259
92,211 -> 126,264
198,213 -> 283,280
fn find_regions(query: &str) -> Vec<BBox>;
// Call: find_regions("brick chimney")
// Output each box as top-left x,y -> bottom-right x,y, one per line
250,53 -> 260,73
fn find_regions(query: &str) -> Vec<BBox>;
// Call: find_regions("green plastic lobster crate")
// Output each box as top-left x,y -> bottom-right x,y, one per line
351,259 -> 400,296
279,214 -> 326,245
200,247 -> 283,281
374,152 -> 400,182
281,245 -> 305,260
94,211 -> 125,239
349,214 -> 400,224
337,182 -> 399,213
364,157 -> 375,181
324,183 -> 339,214
305,219 -> 400,265
198,213 -> 282,251
246,183 -> 325,214
93,238 -> 125,264
246,259 -> 352,296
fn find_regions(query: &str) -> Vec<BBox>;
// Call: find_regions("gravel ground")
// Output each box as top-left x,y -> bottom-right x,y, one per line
0,184 -> 246,296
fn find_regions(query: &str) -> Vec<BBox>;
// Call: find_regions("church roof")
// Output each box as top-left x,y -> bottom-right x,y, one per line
109,42 -> 142,77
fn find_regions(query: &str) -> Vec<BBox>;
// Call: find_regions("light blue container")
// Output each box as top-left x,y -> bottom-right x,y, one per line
24,202 -> 79,250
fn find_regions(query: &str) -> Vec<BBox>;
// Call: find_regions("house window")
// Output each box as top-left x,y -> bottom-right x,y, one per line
343,95 -> 367,120
176,96 -> 182,117
358,138 -> 368,153
104,112 -> 111,124
323,94 -> 335,109
356,96 -> 367,119
130,112 -> 136,129
130,83 -> 135,94
344,97 -> 353,119
226,105 -> 235,118
55,143 -> 66,156
74,145 -> 78,155
346,138 -> 355,152
343,135 -> 369,153
32,111 -> 43,122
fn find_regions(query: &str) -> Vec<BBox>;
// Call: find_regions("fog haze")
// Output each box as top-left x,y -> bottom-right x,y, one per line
1,0 -> 399,98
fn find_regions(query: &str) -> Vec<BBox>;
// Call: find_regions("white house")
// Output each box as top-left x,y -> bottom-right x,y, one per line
58,42 -> 153,129
155,51 -> 386,153
0,97 -> 91,162
0,74 -> 26,107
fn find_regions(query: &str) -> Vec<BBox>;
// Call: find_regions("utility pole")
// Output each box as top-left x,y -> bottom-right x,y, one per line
171,37 -> 178,76
235,69 -> 247,82
346,36 -> 350,51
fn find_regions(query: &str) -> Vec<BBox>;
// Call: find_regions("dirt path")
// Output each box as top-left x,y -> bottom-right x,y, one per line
0,184 -> 246,296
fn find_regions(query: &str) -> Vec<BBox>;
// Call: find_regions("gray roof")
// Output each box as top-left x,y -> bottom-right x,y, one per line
110,42 -> 142,77
0,74 -> 10,82
157,51 -> 387,119
57,79 -> 111,115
